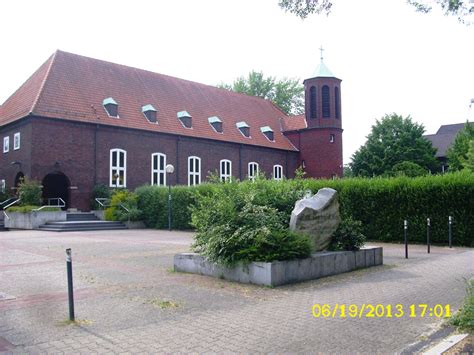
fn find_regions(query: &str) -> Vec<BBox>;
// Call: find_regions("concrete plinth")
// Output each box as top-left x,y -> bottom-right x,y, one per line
174,246 -> 383,287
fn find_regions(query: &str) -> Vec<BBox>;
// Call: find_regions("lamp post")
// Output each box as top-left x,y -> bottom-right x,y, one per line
166,164 -> 175,231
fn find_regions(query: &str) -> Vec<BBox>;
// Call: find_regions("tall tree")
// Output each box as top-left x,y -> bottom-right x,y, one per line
278,0 -> 473,23
446,121 -> 474,171
350,113 -> 438,177
463,139 -> 474,172
218,71 -> 304,115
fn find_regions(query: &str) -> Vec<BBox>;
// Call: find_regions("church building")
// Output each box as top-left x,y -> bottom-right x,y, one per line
0,50 -> 343,211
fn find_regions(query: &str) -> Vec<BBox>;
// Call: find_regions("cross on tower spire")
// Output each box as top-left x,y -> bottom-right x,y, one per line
319,45 -> 324,62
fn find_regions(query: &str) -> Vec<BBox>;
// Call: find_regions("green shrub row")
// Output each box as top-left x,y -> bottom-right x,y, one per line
134,171 -> 474,246
8,205 -> 61,213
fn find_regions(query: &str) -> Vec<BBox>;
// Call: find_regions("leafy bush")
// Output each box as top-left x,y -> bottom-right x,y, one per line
449,279 -> 474,332
17,178 -> 42,206
133,171 -> 474,246
191,182 -> 311,266
135,184 -> 199,229
91,184 -> 111,209
105,189 -> 142,222
329,218 -> 366,251
0,190 -> 12,204
391,161 -> 428,177
8,205 -> 61,213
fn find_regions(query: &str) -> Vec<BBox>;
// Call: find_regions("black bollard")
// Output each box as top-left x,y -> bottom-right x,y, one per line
66,248 -> 75,321
404,220 -> 408,259
427,218 -> 431,254
448,216 -> 453,248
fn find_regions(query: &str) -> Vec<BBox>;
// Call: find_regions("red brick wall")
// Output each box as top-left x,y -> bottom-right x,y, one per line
31,119 -> 96,211
304,76 -> 342,130
0,119 -> 32,193
4,117 -> 299,210
284,128 -> 343,178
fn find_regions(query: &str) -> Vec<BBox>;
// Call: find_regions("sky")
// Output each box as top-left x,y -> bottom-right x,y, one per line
1,0 -> 473,164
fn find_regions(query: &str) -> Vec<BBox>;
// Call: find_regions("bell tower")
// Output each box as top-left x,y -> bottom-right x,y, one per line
284,47 -> 343,178
304,46 -> 342,129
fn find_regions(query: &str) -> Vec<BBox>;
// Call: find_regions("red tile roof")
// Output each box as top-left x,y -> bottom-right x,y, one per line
0,50 -> 298,151
280,114 -> 307,131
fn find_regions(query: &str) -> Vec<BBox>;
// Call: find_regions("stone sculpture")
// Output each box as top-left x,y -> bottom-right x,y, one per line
289,188 -> 340,251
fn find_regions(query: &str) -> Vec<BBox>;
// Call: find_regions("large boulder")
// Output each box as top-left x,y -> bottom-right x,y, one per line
289,188 -> 340,251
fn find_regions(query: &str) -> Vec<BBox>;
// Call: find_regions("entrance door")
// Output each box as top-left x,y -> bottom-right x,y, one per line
41,173 -> 70,209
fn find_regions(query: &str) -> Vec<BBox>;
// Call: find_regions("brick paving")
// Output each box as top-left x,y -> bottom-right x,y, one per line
0,229 -> 472,354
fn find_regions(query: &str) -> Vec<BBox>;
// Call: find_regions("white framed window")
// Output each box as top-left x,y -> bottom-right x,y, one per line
188,156 -> 201,186
3,137 -> 9,153
110,149 -> 127,187
273,165 -> 283,181
13,132 -> 20,150
330,134 -> 335,143
248,162 -> 259,181
151,153 -> 166,186
220,159 -> 232,182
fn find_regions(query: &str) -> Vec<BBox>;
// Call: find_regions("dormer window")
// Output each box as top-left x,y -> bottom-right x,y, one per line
208,116 -> 223,133
260,126 -> 274,141
177,111 -> 192,128
142,104 -> 157,123
103,97 -> 119,118
236,121 -> 250,138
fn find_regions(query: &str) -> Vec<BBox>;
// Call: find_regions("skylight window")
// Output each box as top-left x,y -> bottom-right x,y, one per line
260,126 -> 274,141
142,104 -> 157,123
208,116 -> 223,133
177,111 -> 192,129
236,121 -> 250,138
103,97 -> 119,118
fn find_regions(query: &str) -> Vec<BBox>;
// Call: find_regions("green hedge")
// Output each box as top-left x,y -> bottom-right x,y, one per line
8,205 -> 61,213
134,172 -> 474,246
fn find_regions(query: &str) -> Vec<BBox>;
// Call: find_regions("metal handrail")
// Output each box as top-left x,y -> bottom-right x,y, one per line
2,198 -> 21,220
118,203 -> 130,213
0,197 -> 18,209
118,203 -> 130,224
95,198 -> 111,209
32,198 -> 65,211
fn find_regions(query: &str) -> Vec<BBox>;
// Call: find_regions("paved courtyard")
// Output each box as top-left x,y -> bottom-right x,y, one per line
0,229 -> 472,353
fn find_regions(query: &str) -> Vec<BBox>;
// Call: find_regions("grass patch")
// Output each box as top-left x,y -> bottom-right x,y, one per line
147,298 -> 180,309
57,318 -> 93,326
8,205 -> 61,213
449,279 -> 473,332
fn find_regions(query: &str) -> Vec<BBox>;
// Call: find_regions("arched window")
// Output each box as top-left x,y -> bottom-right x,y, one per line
151,153 -> 166,186
309,86 -> 317,118
335,87 -> 340,119
110,149 -> 126,187
220,159 -> 232,182
188,156 -> 201,186
273,165 -> 283,181
322,85 -> 330,118
248,162 -> 259,181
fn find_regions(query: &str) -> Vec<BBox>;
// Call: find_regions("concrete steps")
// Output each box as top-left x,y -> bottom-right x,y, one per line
67,212 -> 100,221
38,212 -> 127,232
